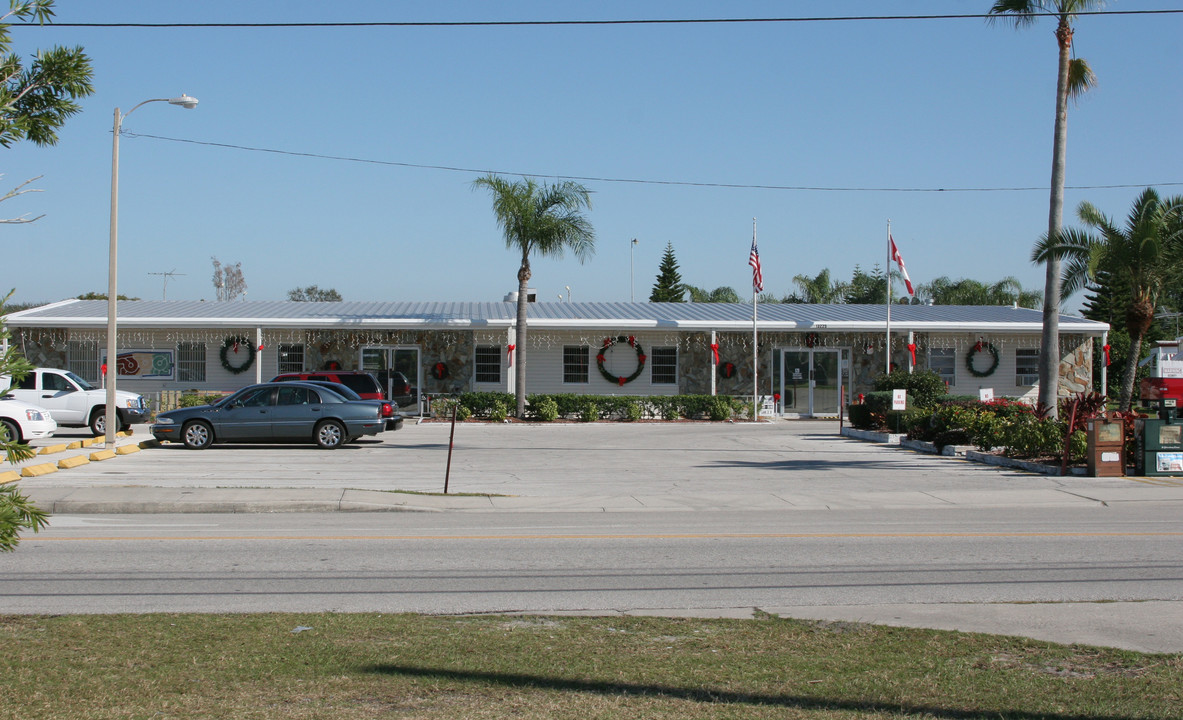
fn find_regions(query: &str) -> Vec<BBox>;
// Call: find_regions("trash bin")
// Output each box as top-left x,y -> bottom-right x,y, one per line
1136,400 -> 1183,476
1086,411 -> 1125,477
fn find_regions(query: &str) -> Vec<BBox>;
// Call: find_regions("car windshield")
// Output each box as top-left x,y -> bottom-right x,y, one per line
66,371 -> 94,390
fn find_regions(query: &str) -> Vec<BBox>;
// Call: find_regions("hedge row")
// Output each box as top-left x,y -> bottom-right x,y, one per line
433,392 -> 749,422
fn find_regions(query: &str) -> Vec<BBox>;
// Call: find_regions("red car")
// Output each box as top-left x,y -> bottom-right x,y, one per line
271,371 -> 385,400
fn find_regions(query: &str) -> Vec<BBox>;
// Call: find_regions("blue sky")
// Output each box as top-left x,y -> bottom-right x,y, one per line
4,0 -> 1181,308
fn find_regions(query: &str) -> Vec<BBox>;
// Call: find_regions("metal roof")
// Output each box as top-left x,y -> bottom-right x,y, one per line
6,299 -> 1109,334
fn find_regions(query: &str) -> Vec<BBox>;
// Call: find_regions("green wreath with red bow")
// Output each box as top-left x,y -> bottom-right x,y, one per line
597,335 -> 646,386
220,335 -> 256,375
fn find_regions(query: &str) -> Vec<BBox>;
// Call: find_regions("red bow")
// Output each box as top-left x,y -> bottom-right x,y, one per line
627,336 -> 636,347
603,337 -> 613,348
507,344 -> 516,366
710,342 -> 719,365
257,344 -> 264,352
907,342 -> 916,365
1103,343 -> 1111,366
617,376 -> 626,386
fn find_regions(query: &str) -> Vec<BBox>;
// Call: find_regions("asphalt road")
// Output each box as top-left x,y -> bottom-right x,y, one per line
8,420 -> 1183,653
7,505 -> 1182,652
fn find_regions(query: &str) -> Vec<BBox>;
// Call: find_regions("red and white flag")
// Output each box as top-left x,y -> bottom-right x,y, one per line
889,234 -> 913,296
748,237 -> 763,292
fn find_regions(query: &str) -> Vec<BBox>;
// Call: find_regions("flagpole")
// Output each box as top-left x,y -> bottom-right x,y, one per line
885,219 -> 892,375
752,218 -> 759,422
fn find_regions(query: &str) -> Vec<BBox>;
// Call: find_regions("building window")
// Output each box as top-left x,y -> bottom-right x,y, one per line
928,348 -> 956,387
278,344 -> 305,374
474,345 -> 501,383
177,342 -> 207,383
563,346 -> 589,384
67,341 -> 100,384
1016,348 -> 1040,386
650,347 -> 677,384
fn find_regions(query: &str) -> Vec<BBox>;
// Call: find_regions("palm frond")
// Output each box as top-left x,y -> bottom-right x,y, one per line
1066,57 -> 1097,103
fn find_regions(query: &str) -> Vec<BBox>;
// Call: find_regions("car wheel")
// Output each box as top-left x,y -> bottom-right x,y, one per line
181,421 -> 213,450
0,418 -> 20,444
89,409 -> 106,436
315,420 -> 345,449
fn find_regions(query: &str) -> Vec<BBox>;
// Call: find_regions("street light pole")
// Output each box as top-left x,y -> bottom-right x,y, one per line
106,94 -> 198,447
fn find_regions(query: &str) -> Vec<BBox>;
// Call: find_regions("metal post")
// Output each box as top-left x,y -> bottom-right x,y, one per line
444,403 -> 458,494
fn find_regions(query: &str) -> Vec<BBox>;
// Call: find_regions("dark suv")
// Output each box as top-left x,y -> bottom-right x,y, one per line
271,371 -> 384,400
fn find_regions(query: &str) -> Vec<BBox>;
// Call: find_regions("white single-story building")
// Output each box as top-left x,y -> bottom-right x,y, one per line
4,299 -> 1109,416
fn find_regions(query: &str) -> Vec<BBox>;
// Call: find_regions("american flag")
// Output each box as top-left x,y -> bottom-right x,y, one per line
748,238 -> 763,292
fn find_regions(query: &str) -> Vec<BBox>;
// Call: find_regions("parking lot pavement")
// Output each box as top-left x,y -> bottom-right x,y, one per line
12,419 -> 1183,513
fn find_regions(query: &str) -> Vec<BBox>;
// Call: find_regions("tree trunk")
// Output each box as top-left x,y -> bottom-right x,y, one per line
514,257 -> 531,418
1038,22 -> 1074,418
1118,332 -> 1143,412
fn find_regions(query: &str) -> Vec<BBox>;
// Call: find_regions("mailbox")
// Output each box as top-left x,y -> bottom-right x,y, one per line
1086,411 -> 1125,477
1136,400 -> 1183,476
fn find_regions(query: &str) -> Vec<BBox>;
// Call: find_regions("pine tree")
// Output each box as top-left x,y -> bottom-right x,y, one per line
649,242 -> 685,302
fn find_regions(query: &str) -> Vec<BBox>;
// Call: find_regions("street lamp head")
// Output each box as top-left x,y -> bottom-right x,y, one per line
169,94 -> 199,109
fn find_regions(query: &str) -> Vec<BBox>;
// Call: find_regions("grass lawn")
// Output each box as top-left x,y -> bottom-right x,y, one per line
2,612 -> 1179,719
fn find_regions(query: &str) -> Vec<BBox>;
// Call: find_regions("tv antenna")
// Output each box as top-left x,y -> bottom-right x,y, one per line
148,269 -> 186,300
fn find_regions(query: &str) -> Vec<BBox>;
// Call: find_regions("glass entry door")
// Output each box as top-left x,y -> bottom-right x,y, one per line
777,348 -> 843,416
361,346 -> 420,406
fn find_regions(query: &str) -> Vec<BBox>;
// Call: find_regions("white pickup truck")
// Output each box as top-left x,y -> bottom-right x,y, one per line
3,367 -> 149,435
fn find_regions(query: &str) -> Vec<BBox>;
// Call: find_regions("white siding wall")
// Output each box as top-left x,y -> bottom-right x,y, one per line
927,334 -> 1039,402
522,332 -> 680,396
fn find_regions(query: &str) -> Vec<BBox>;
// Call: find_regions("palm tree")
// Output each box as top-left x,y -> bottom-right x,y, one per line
787,268 -> 847,304
989,0 -> 1099,417
915,276 -> 1042,307
473,174 -> 595,417
685,285 -> 741,303
1033,188 -> 1183,410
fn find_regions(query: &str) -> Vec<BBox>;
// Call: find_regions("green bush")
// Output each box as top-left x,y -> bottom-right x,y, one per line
873,369 -> 947,409
459,392 -> 515,418
579,401 -> 599,423
846,403 -> 876,430
528,395 -> 559,422
487,399 -> 508,423
179,393 -> 223,408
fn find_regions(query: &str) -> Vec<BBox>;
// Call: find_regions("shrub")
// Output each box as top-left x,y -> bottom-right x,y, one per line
873,369 -> 947,408
459,392 -> 515,418
528,395 -> 559,422
705,395 -> 734,421
487,399 -> 508,423
846,403 -> 876,430
179,393 -> 223,408
579,400 -> 598,423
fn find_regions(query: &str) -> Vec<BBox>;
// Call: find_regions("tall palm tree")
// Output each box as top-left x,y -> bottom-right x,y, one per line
473,174 -> 595,417
915,276 -> 1042,307
788,268 -> 847,304
1033,188 -> 1183,410
989,0 -> 1100,417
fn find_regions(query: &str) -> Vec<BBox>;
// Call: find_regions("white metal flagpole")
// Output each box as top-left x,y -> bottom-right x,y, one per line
752,218 -> 759,421
885,219 -> 892,375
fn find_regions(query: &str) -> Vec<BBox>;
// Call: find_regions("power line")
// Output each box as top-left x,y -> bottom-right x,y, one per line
17,9 -> 1183,28
123,132 -> 1182,194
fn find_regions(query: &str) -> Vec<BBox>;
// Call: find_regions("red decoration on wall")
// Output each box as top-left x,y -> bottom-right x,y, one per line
257,344 -> 264,352
710,343 -> 720,365
721,362 -> 736,379
1103,343 -> 1111,366
507,344 -> 516,366
907,342 -> 917,365
432,362 -> 449,380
